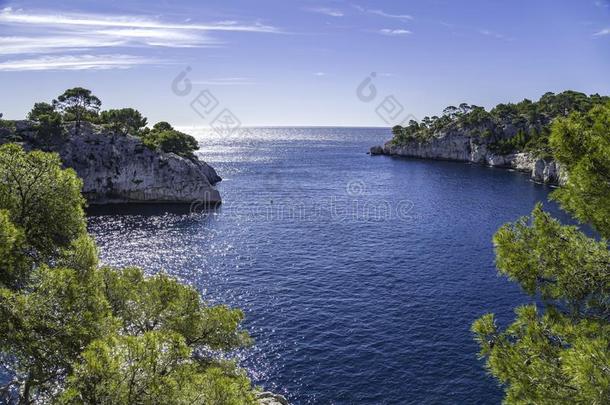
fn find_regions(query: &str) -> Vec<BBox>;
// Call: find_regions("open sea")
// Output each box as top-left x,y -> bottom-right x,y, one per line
88,127 -> 572,404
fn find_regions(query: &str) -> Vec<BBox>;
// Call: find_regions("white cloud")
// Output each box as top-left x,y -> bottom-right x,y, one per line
0,8 -> 280,33
479,29 -> 511,41
192,77 -> 256,85
0,7 -> 278,68
314,72 -> 326,76
378,29 -> 411,36
0,36 -> 123,55
305,7 -> 344,17
594,28 -> 610,36
353,5 -> 413,21
0,54 -> 155,71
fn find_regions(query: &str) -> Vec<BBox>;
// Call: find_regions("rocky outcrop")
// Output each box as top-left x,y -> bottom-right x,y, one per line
3,121 -> 222,204
257,392 -> 290,405
371,134 -> 565,185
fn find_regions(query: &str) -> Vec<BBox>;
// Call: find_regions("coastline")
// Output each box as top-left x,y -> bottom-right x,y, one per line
370,140 -> 566,185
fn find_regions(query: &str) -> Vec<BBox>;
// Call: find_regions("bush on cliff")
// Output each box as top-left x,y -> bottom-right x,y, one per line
472,102 -> 610,404
140,122 -> 199,158
0,144 -> 256,404
99,108 -> 148,136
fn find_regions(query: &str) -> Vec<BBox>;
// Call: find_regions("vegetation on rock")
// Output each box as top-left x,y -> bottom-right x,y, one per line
99,108 -> 148,136
472,102 -> 610,404
140,121 -> 200,158
52,88 -> 101,135
18,88 -> 200,158
390,91 -> 609,157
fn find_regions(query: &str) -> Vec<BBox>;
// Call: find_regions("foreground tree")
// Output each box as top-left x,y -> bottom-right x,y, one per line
0,144 -> 255,403
53,87 -> 101,135
472,103 -> 610,404
0,144 -> 85,282
99,108 -> 148,136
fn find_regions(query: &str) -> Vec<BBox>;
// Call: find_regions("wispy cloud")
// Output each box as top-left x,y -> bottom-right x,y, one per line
0,30 -> 220,55
353,5 -> 413,21
192,77 -> 257,85
305,7 -> 344,17
378,28 -> 411,36
0,7 -> 280,33
594,28 -> 610,36
314,72 -> 327,76
595,1 -> 609,8
479,29 -> 512,41
0,54 -> 154,71
0,7 -> 279,68
0,36 -> 122,55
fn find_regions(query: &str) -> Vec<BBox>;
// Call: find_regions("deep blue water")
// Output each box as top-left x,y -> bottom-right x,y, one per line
88,128 -> 571,404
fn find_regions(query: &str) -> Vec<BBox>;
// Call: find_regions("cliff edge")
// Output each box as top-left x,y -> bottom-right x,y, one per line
1,121 -> 222,205
370,133 -> 566,185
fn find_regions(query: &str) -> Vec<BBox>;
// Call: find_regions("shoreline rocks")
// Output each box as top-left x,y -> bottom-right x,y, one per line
2,121 -> 222,205
371,137 -> 566,185
257,391 -> 290,405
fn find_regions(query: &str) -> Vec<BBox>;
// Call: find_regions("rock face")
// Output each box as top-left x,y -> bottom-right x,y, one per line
371,132 -> 565,185
256,392 -> 290,405
3,121 -> 222,204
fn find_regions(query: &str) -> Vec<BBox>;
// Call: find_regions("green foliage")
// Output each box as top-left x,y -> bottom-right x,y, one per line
152,121 -> 174,132
550,102 -> 610,238
0,115 -> 16,132
0,266 -> 117,401
34,111 -> 64,145
60,331 -> 257,405
27,102 -> 55,121
53,87 -> 102,134
493,205 -> 609,316
99,108 -> 148,136
100,266 -> 251,350
472,101 -> 610,404
472,306 -> 609,405
0,210 -> 27,288
0,145 -> 255,403
141,123 -> 199,158
0,144 -> 85,278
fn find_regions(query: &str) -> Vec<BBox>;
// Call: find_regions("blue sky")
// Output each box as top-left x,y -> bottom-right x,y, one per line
0,0 -> 609,127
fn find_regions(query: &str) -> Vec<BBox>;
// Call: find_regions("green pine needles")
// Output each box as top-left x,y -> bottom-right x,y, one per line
472,102 -> 610,404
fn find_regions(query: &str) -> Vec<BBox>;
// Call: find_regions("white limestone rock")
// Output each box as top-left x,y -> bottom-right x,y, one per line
5,121 -> 222,204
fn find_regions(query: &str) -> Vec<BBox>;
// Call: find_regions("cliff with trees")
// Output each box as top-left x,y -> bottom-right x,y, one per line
370,91 -> 609,184
0,87 -> 221,204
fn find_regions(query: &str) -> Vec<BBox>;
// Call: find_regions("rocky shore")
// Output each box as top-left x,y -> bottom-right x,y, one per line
256,391 -> 290,405
370,134 -> 566,185
1,121 -> 222,204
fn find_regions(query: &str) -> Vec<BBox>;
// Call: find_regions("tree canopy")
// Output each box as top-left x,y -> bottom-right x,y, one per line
472,102 -> 610,404
21,89 -> 201,158
99,108 -> 148,136
0,144 -> 256,404
140,122 -> 199,158
52,87 -> 101,134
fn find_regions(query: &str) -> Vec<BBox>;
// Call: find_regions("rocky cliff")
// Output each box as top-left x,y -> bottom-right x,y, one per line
1,121 -> 222,204
370,131 -> 566,185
